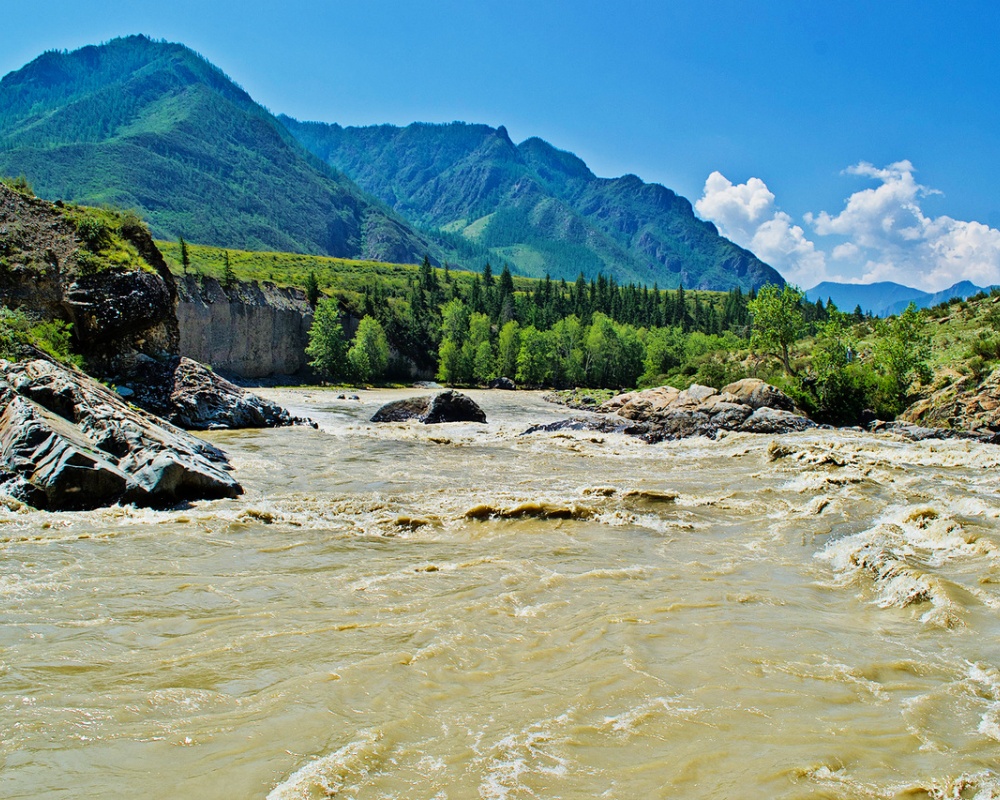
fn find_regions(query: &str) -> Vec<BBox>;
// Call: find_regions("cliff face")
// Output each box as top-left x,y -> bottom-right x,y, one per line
176,275 -> 313,378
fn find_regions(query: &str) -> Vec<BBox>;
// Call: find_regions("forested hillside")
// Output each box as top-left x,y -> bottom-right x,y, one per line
281,118 -> 783,291
0,36 -> 431,263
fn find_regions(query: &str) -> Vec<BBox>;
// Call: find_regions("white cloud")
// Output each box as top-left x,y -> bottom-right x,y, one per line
695,171 -> 827,287
807,160 -> 1000,290
696,161 -> 1000,292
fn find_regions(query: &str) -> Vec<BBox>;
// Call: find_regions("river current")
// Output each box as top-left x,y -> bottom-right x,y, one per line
2,388 -> 1000,799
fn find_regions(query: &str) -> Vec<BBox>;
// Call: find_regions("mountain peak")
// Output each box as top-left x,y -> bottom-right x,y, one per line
0,37 -> 432,263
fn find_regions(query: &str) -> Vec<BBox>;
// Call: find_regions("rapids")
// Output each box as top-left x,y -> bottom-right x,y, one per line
2,388 -> 1000,799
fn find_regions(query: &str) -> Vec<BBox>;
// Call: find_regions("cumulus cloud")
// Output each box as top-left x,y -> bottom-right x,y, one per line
696,161 -> 1000,291
695,171 -> 827,287
807,160 -> 1000,290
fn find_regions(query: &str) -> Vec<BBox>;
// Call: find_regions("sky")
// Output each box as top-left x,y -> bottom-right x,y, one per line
3,0 -> 1000,291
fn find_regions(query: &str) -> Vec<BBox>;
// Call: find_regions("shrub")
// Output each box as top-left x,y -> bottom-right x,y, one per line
76,216 -> 110,252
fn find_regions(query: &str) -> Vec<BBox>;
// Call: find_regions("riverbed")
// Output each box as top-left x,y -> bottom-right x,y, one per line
2,388 -> 1000,798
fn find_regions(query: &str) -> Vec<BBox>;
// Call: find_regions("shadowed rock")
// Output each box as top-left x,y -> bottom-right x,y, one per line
371,390 -> 486,424
0,358 -> 243,510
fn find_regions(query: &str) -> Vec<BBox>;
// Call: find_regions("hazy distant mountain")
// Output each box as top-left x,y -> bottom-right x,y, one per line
281,118 -> 784,290
0,36 -> 430,262
806,279 -> 994,316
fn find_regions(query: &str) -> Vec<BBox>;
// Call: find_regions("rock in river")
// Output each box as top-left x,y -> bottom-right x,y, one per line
0,358 -> 243,510
372,390 -> 487,424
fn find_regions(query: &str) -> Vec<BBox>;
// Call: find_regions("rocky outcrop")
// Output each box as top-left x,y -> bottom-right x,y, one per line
900,368 -> 1000,437
0,185 -> 301,431
371,390 -> 487,424
0,182 -> 179,375
176,275 -> 313,378
489,377 -> 516,390
0,358 -> 242,510
562,379 -> 816,442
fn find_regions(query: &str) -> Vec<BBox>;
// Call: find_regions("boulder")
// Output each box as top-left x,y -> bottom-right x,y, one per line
721,379 -> 796,412
0,358 -> 242,510
739,407 -> 818,434
488,377 -> 516,390
168,358 -> 296,430
371,390 -> 487,424
111,356 -> 301,431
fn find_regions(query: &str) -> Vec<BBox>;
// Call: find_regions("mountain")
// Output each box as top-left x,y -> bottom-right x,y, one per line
0,36 -> 430,262
806,280 -> 995,316
280,118 -> 783,290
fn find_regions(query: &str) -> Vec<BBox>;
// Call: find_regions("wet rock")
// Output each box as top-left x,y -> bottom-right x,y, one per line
0,358 -> 242,510
645,410 -> 717,443
869,419 -> 998,444
371,390 -> 487,424
371,395 -> 432,423
423,390 -> 487,424
739,407 -> 818,435
521,418 -> 649,436
489,377 -> 516,390
114,356 -> 303,431
581,381 -> 814,442
168,358 -> 297,430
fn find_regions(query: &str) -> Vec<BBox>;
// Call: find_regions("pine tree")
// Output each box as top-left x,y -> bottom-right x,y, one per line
179,236 -> 190,275
305,271 -> 320,306
222,250 -> 236,288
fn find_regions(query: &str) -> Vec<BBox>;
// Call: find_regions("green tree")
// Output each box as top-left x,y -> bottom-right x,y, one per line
871,303 -> 932,416
516,325 -> 551,386
806,311 -> 875,425
222,250 -> 236,288
179,236 -> 190,275
584,313 -> 621,387
468,312 -> 494,384
496,320 -> 521,379
348,315 -> 390,383
305,270 -> 321,306
748,284 -> 805,375
549,315 -> 586,387
305,298 -> 348,381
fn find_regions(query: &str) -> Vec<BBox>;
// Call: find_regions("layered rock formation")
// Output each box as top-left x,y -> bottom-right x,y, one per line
0,358 -> 242,510
176,275 -> 313,378
0,182 -> 179,376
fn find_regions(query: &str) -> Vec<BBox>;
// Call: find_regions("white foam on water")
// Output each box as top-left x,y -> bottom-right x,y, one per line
266,728 -> 385,800
601,695 -> 702,735
475,713 -> 573,800
805,764 -> 1000,799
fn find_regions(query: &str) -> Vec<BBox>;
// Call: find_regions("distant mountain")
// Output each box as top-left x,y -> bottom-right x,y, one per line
0,36 -> 430,262
280,118 -> 783,290
806,279 -> 995,316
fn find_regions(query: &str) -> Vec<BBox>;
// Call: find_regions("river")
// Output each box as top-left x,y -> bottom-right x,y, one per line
2,388 -> 1000,799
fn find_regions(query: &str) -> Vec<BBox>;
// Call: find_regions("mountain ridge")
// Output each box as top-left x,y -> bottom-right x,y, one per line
806,279 -> 996,316
1,35 -> 781,291
0,35 -> 432,263
281,116 -> 783,290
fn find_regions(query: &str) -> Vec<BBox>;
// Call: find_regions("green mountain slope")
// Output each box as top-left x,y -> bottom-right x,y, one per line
0,36 -> 430,262
281,118 -> 782,290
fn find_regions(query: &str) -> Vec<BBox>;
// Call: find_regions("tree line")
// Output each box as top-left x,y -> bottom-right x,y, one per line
305,258 -> 934,426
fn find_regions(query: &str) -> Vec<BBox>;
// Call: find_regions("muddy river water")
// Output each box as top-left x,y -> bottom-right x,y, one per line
2,388 -> 1000,799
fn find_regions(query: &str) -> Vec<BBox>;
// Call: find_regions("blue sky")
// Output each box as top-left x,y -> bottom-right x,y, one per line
3,0 -> 1000,290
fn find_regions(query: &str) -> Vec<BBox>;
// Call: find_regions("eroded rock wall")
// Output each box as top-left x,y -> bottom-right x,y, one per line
176,275 -> 313,378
